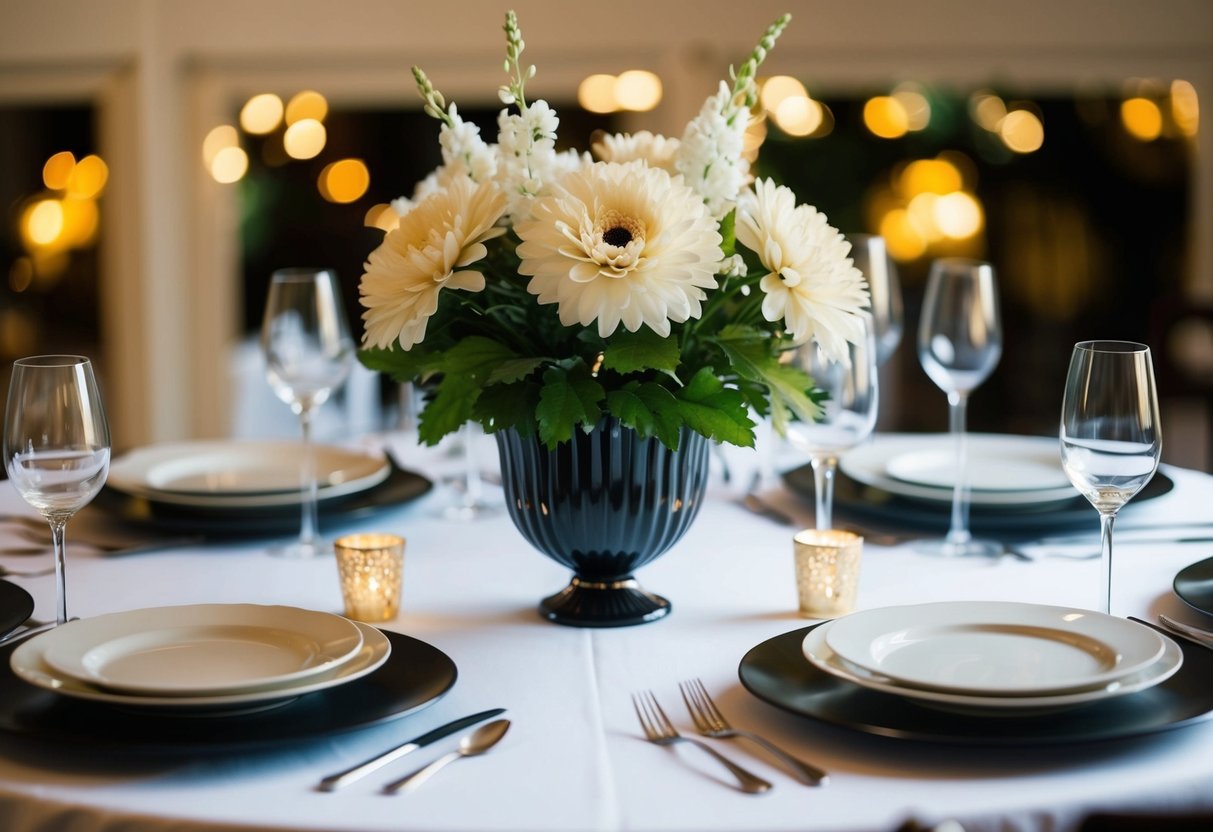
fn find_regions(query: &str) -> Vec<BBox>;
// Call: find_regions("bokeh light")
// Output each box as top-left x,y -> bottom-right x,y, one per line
879,209 -> 927,260
240,93 -> 284,135
284,118 -> 327,159
899,158 -> 963,196
998,109 -> 1044,153
365,203 -> 400,232
202,125 -> 240,166
933,191 -> 984,239
319,159 -> 370,203
892,83 -> 931,131
1171,80 -> 1199,137
210,146 -> 249,183
286,90 -> 329,126
24,199 -> 64,246
578,74 -> 618,114
969,92 -> 1007,131
863,96 -> 909,139
614,70 -> 662,112
1121,97 -> 1163,141
760,76 -> 808,113
66,154 -> 108,199
773,96 -> 823,137
42,151 -> 76,190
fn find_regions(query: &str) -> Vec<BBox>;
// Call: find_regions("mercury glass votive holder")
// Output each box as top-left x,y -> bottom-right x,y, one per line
793,529 -> 863,618
334,533 -> 405,622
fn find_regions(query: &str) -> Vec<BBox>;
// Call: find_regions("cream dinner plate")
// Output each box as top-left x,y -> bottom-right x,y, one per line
107,441 -> 390,508
802,620 -> 1182,716
11,620 -> 390,710
824,602 -> 1166,696
840,433 -> 1077,507
39,604 -> 363,696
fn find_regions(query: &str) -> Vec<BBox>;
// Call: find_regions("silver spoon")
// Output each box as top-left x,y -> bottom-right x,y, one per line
381,719 -> 510,794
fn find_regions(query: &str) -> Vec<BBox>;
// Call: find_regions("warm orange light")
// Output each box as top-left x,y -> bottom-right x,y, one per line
863,96 -> 908,139
773,96 -> 822,137
66,155 -> 108,199
892,83 -> 931,131
970,92 -> 1007,132
319,159 -> 370,203
240,93 -> 284,135
284,118 -> 326,159
999,109 -> 1044,153
899,158 -> 963,196
1121,97 -> 1163,141
760,76 -> 808,114
578,74 -> 618,114
1171,80 -> 1199,137
24,199 -> 64,246
210,146 -> 249,183
42,151 -> 76,190
202,125 -> 240,166
615,70 -> 662,112
934,192 -> 984,239
879,208 -> 927,261
286,90 -> 329,125
365,203 -> 400,232
8,257 -> 34,293
58,197 -> 100,246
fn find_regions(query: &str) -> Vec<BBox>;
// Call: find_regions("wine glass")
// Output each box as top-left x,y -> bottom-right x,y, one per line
3,355 -> 110,625
1060,341 -> 1160,614
261,268 -> 354,557
846,234 -> 903,365
785,313 -> 879,530
916,258 -> 1003,557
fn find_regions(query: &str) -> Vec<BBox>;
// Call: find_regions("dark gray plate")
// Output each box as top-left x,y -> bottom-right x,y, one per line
0,629 -> 455,752
0,581 -> 34,640
738,622 -> 1213,745
1174,556 -> 1213,617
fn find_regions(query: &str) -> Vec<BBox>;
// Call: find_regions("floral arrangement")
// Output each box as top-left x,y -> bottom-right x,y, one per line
358,10 -> 869,450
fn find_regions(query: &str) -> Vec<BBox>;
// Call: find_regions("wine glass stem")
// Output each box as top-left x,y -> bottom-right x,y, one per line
299,407 -> 318,547
810,455 -> 838,531
1099,511 -> 1116,615
946,391 -> 972,547
48,517 -> 68,625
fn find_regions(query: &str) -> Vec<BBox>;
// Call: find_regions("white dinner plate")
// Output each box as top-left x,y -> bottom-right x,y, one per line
40,604 -> 364,696
802,620 -> 1182,716
824,602 -> 1166,696
107,441 -> 390,507
11,620 -> 391,711
840,433 -> 1079,507
884,446 -> 1070,492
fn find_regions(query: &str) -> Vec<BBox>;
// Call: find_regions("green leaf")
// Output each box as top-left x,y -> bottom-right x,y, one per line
357,346 -> 437,382
601,329 -> 681,376
605,388 -> 655,438
536,364 -> 605,448
710,329 -> 822,435
438,336 -> 519,376
474,381 -> 540,436
488,357 -> 546,384
630,382 -> 683,449
718,208 -> 737,258
674,367 -> 755,447
418,375 -> 480,445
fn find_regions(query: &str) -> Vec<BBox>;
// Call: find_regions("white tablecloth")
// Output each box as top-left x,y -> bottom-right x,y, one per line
1,434 -> 1212,832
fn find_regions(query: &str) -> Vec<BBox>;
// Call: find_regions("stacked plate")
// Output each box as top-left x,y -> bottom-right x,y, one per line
106,440 -> 392,509
10,604 -> 392,713
801,601 -> 1183,716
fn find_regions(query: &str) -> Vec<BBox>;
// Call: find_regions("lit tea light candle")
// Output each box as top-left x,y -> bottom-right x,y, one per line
334,533 -> 405,622
792,529 -> 863,618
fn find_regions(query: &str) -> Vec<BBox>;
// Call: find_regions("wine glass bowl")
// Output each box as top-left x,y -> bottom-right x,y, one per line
846,234 -> 904,366
1061,340 -> 1161,613
3,355 -> 111,624
915,258 -> 1003,557
261,268 -> 354,557
785,314 -> 879,530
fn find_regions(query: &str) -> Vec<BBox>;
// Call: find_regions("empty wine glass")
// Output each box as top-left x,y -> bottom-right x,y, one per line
846,234 -> 903,365
3,355 -> 110,625
1060,341 -> 1160,614
262,268 -> 354,557
916,258 -> 1003,557
785,314 -> 879,530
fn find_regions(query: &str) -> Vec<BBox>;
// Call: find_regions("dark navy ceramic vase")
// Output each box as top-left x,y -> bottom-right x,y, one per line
495,418 -> 711,627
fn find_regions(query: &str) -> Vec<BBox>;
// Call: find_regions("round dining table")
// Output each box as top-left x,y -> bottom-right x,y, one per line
0,431 -> 1212,832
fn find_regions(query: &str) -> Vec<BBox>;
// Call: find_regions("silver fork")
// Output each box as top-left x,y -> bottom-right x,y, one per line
631,690 -> 772,794
679,678 -> 828,786
1158,614 -> 1213,649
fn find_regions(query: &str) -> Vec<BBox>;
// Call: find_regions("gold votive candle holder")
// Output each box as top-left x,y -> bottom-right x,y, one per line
793,529 -> 863,618
334,533 -> 405,622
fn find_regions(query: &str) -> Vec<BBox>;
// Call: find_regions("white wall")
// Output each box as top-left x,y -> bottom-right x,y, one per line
1,0 -> 1210,447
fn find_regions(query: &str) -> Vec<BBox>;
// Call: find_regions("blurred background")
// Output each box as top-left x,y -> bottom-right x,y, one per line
0,0 -> 1209,467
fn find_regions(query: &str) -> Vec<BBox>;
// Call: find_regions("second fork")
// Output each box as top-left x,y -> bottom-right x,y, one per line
680,678 -> 828,786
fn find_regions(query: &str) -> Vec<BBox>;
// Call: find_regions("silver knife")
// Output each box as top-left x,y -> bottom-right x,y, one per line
317,708 -> 505,792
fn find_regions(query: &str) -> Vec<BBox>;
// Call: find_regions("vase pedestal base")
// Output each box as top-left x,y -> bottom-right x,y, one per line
540,576 -> 670,627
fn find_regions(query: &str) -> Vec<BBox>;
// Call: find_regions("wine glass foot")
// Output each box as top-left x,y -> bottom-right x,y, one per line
914,538 -> 1005,558
267,540 -> 333,559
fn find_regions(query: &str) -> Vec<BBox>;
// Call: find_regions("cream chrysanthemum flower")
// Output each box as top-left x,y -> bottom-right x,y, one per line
591,130 -> 681,174
360,175 -> 508,350
736,178 -> 869,361
515,161 -> 722,338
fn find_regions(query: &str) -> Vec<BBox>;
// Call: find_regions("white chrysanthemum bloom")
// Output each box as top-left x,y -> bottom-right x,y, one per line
438,105 -> 497,183
592,130 -> 681,174
360,175 -> 508,351
718,253 -> 747,278
675,82 -> 752,218
515,161 -> 723,338
736,178 -> 870,361
495,99 -> 560,219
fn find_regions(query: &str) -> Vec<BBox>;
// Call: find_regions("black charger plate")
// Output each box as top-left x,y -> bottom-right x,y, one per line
0,581 -> 34,640
783,466 -> 1174,536
92,460 -> 432,538
0,629 -> 455,751
1174,556 -> 1213,617
738,622 -> 1213,745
